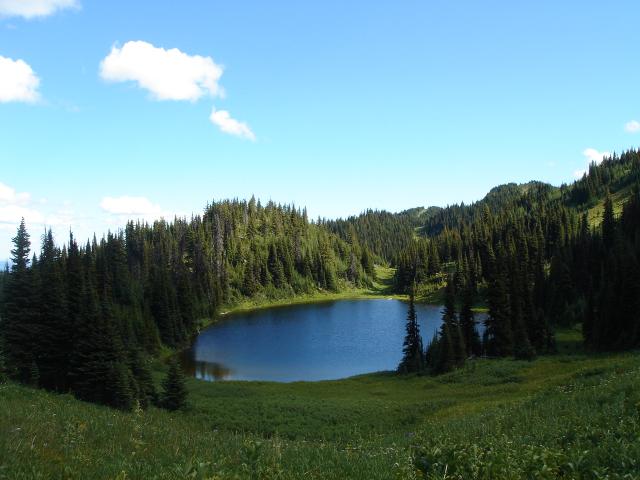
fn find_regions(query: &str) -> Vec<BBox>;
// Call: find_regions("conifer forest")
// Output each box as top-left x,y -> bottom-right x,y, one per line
2,2 -> 640,476
3,150 -> 640,478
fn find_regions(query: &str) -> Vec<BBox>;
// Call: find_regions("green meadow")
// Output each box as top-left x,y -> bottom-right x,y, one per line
1,324 -> 638,479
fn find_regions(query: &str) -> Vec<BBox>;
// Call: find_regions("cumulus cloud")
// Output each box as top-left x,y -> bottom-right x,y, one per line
582,148 -> 610,164
0,204 -> 44,228
574,148 -> 611,178
625,120 -> 640,133
0,0 -> 78,19
100,41 -> 224,101
100,196 -> 164,216
0,55 -> 40,103
0,181 -> 42,230
210,107 -> 256,141
0,181 -> 30,205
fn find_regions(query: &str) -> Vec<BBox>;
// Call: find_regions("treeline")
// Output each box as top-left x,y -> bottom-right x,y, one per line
572,191 -> 640,350
395,181 -> 574,359
0,198 -> 375,408
568,150 -> 640,207
2,149 -> 639,396
397,149 -> 640,373
323,208 -> 429,263
399,182 -> 640,376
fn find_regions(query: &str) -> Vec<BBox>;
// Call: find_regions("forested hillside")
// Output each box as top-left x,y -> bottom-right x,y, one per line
392,149 -> 640,373
323,209 -> 423,262
1,150 -> 639,410
0,199 -> 374,408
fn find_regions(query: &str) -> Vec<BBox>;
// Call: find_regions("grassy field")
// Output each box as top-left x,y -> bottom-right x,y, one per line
1,323 -> 639,479
584,185 -> 630,227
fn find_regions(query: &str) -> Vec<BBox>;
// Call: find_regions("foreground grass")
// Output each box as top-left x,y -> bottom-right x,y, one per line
1,334 -> 639,479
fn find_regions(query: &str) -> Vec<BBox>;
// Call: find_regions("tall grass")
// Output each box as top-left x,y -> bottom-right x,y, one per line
1,339 -> 638,479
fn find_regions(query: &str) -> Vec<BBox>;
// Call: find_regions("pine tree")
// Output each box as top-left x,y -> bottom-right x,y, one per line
361,247 -> 375,279
484,246 -> 514,357
35,229 -> 71,391
459,285 -> 481,357
434,279 -> 465,373
29,360 -> 40,387
107,359 -> 135,411
0,343 -> 7,384
161,357 -> 188,411
602,192 -> 616,249
1,219 -> 37,382
398,291 -> 424,374
130,348 -> 157,408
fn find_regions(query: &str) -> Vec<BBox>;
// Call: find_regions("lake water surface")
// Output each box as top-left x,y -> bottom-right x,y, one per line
182,299 -> 483,382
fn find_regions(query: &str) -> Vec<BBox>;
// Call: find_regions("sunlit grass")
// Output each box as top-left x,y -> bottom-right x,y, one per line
2,324 -> 639,478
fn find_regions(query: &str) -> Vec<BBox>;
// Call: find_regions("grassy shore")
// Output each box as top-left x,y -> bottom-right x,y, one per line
1,323 -> 639,479
216,265 -> 406,318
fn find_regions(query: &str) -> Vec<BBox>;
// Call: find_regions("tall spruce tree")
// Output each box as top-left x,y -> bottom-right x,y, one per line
35,229 -> 72,391
602,192 -> 616,249
484,245 -> 514,357
162,357 -> 188,411
1,219 -> 37,382
459,284 -> 481,357
398,291 -> 424,373
435,279 -> 465,373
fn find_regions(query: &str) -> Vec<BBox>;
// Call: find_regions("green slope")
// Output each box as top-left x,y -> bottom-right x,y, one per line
1,330 -> 638,479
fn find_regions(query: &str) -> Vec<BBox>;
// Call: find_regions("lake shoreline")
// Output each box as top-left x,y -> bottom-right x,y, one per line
185,298 -> 466,382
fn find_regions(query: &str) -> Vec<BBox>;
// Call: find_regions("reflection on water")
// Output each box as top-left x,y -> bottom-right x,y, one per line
181,349 -> 233,380
181,299 -> 486,383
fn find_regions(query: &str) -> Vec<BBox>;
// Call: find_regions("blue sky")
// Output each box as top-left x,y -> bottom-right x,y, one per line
0,0 -> 639,259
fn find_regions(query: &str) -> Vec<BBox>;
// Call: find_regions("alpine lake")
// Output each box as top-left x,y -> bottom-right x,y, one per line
182,299 -> 486,382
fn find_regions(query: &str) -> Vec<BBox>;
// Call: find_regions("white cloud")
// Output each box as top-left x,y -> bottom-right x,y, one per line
0,204 -> 44,228
100,196 -> 163,216
574,148 -> 611,178
0,0 -> 78,19
625,120 -> 640,133
0,181 -> 30,204
210,107 -> 256,140
100,41 -> 224,101
0,55 -> 40,103
582,148 -> 610,165
0,181 -> 43,231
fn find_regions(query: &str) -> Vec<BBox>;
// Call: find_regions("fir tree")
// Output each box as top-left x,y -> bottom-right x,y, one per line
433,279 -> 465,373
130,348 -> 157,408
398,291 -> 424,374
459,285 -> 481,357
0,344 -> 7,384
602,192 -> 616,249
161,357 -> 188,411
35,229 -> 71,391
484,246 -> 514,357
1,219 -> 36,382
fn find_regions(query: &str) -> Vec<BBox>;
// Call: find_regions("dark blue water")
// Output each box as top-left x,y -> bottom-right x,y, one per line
182,299 -> 484,382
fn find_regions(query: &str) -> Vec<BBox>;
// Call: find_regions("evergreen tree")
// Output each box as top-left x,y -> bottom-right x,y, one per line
602,192 -> 616,249
35,229 -> 72,391
107,359 -> 135,411
484,246 -> 514,357
0,343 -> 7,384
130,348 -> 157,408
161,357 -> 188,411
434,279 -> 465,373
1,219 -> 36,382
459,285 -> 481,357
398,291 -> 424,373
